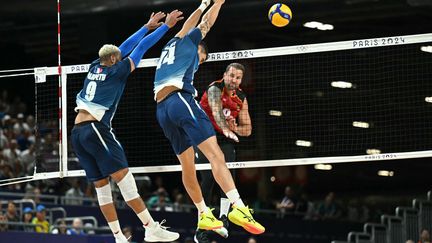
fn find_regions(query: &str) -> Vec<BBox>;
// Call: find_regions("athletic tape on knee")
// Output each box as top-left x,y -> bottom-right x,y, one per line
117,171 -> 140,202
95,183 -> 113,206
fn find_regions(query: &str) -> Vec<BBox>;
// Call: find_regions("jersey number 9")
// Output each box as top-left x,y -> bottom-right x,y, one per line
85,81 -> 97,101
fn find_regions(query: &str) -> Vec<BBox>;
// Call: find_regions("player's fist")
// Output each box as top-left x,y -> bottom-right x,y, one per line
223,128 -> 239,142
144,11 -> 166,30
165,10 -> 184,28
226,116 -> 237,132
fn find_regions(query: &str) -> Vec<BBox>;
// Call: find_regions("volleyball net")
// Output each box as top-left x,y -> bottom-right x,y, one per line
2,33 -> 432,184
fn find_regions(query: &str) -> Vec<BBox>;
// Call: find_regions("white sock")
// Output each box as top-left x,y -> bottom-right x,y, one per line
108,220 -> 124,237
226,189 -> 245,207
219,198 -> 230,217
138,209 -> 155,228
194,200 -> 208,214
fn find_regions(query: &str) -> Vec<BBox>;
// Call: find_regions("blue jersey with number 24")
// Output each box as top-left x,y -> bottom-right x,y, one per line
154,28 -> 202,98
75,58 -> 131,127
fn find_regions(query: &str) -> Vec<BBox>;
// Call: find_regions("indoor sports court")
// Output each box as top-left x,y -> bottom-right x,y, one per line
0,0 -> 431,243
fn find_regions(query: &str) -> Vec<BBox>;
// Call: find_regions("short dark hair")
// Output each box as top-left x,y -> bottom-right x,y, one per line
199,41 -> 209,60
225,63 -> 245,74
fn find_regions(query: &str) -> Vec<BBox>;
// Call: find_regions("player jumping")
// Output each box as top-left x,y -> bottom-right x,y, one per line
153,0 -> 265,240
71,11 -> 183,243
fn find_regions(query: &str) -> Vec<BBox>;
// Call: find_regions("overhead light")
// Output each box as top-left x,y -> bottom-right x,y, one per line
304,21 -> 322,28
421,46 -> 432,53
304,21 -> 334,31
296,140 -> 313,147
270,176 -> 276,182
314,164 -> 332,170
269,110 -> 283,117
425,97 -> 432,103
366,149 -> 381,155
378,170 -> 394,177
353,121 -> 370,128
318,24 -> 334,31
331,81 -> 353,89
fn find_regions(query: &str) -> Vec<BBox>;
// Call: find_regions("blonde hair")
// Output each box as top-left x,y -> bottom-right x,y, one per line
98,44 -> 121,62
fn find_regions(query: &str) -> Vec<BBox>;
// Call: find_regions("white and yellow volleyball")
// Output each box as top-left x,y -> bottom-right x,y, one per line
268,3 -> 292,27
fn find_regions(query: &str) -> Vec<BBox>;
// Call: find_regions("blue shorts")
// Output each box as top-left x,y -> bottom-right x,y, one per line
71,121 -> 128,182
156,91 -> 216,155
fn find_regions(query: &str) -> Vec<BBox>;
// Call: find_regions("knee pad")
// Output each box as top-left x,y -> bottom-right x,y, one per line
95,183 -> 113,206
117,171 -> 140,202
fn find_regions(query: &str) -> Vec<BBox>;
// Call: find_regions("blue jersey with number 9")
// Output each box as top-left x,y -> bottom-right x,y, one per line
75,58 -> 131,127
154,28 -> 202,98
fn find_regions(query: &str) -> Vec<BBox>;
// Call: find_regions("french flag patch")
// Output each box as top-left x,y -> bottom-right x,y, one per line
96,67 -> 103,73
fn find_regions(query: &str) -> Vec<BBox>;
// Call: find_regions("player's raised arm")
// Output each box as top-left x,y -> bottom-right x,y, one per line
118,12 -> 166,58
128,10 -> 184,72
175,0 -> 211,38
198,0 -> 225,40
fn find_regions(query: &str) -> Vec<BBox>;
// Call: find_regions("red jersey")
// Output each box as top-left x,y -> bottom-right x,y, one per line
200,79 -> 246,134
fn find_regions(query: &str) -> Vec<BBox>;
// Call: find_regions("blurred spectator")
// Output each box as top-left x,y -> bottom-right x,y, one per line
21,207 -> 34,232
5,201 -> 19,230
248,237 -> 257,243
296,193 -> 313,217
347,199 -> 359,222
1,115 -> 13,131
51,219 -> 67,234
3,139 -> 21,165
16,130 -> 31,152
64,179 -> 84,205
32,204 -> 50,233
0,212 -> 8,232
122,226 -> 137,243
84,222 -> 95,235
316,192 -> 341,220
0,129 -> 8,149
276,186 -> 296,217
407,240 -> 415,243
153,176 -> 165,192
173,193 -> 187,212
13,113 -> 31,135
26,115 -> 35,132
147,188 -> 172,211
24,186 -> 42,204
419,229 -> 431,243
19,144 -> 35,175
67,218 -> 85,235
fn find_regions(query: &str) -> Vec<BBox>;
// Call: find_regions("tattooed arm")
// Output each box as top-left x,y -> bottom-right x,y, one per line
207,86 -> 239,142
197,0 -> 224,39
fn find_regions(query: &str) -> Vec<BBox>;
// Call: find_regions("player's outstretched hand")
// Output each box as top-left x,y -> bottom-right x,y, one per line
223,129 -> 239,143
165,10 -> 184,28
145,12 -> 166,30
202,0 -> 211,8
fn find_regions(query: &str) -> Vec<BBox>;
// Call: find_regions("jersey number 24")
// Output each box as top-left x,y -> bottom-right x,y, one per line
156,42 -> 176,69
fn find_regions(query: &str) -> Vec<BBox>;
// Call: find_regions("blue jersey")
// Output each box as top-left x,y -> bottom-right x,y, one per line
75,58 -> 131,127
154,28 -> 202,98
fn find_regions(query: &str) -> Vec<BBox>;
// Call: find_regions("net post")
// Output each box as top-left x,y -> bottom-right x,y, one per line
61,72 -> 68,177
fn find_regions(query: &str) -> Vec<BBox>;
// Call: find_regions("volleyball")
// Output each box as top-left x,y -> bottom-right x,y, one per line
268,3 -> 292,27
